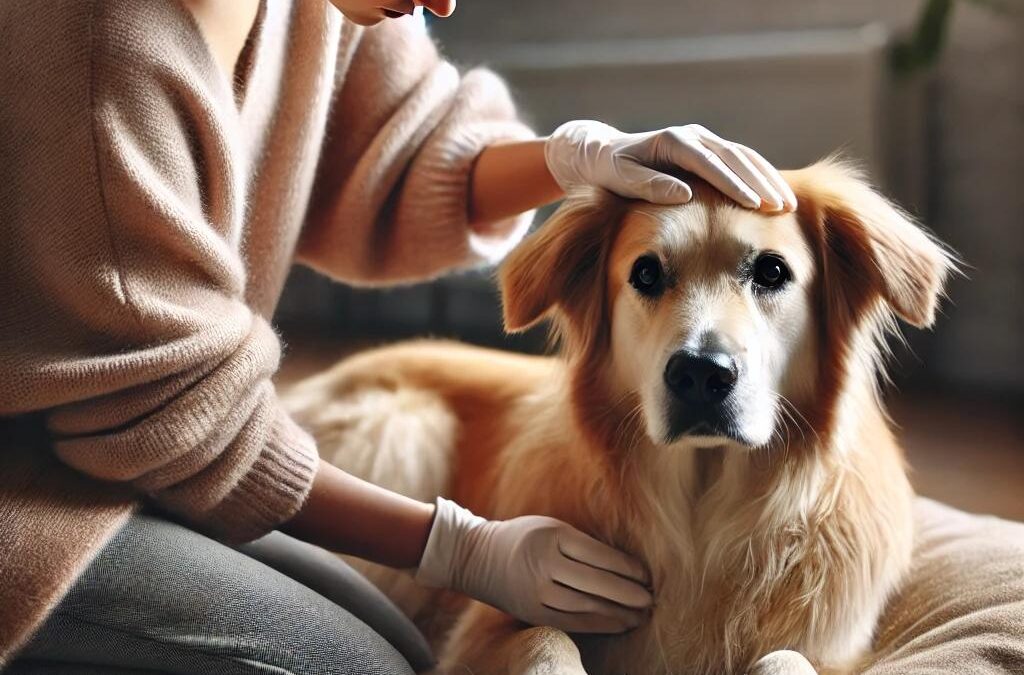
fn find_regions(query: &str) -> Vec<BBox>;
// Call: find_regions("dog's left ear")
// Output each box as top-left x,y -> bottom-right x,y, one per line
789,161 -> 956,329
500,190 -> 628,336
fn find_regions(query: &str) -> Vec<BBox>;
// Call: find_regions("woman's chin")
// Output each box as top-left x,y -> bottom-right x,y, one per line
338,10 -> 384,26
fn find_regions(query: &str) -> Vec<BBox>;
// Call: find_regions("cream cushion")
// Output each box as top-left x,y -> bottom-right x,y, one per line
864,498 -> 1024,673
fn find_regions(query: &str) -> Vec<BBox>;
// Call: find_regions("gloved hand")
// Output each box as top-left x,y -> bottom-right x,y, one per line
544,120 -> 797,211
415,497 -> 652,633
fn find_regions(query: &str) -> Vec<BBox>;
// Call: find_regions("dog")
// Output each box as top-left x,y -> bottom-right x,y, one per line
284,158 -> 954,674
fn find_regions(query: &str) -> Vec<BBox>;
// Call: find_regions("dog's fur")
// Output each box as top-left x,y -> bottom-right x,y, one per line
285,159 -> 954,674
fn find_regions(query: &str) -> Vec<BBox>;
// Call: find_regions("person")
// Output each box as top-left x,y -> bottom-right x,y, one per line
0,0 -> 796,672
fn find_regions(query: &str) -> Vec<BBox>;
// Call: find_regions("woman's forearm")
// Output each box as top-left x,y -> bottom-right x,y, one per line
468,139 -> 564,230
282,461 -> 436,569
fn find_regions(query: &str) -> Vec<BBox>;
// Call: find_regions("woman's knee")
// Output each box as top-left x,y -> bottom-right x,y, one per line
17,514 -> 415,675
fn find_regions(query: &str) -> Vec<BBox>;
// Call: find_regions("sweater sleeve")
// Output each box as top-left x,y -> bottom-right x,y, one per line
0,2 -> 317,543
297,14 -> 536,286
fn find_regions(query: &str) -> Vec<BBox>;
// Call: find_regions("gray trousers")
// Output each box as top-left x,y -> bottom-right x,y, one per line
6,513 -> 434,675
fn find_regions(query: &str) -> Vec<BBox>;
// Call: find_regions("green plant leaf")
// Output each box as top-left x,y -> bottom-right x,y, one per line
891,0 -> 955,76
891,0 -> 1020,76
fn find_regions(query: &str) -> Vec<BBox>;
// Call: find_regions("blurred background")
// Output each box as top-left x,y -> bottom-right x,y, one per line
276,0 -> 1024,520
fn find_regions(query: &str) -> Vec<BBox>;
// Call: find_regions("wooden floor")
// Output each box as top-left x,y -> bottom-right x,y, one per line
890,391 -> 1024,521
278,337 -> 1024,522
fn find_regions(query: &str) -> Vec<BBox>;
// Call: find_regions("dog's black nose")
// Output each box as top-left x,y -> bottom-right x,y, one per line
664,350 -> 737,405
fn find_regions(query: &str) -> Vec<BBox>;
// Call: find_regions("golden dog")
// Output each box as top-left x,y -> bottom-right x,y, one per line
286,159 -> 954,674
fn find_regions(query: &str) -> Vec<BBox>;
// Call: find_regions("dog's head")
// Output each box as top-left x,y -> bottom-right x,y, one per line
500,159 -> 954,453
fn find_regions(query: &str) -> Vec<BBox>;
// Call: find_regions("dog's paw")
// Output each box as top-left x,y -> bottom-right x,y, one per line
747,650 -> 818,675
519,661 -> 587,675
511,627 -> 588,675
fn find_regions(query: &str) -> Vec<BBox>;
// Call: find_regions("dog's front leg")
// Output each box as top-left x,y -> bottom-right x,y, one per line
441,602 -> 587,675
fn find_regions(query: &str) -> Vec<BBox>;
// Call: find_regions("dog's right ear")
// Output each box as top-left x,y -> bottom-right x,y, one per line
500,190 -> 629,334
787,159 -> 955,330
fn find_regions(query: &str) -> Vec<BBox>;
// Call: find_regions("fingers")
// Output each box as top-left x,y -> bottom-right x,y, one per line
659,125 -> 796,212
558,528 -> 651,586
661,132 -> 761,209
736,144 -> 798,211
699,134 -> 785,212
546,119 -> 795,211
538,585 -> 644,634
615,161 -> 693,205
551,554 -> 653,610
538,581 -> 645,634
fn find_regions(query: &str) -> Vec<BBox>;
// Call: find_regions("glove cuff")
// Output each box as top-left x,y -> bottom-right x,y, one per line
544,119 -> 620,193
414,496 -> 488,590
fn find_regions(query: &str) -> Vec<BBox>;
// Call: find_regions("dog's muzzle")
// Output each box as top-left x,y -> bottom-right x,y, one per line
663,349 -> 740,441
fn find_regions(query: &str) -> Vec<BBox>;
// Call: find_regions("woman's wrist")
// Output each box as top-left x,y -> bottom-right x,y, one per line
281,461 -> 436,569
468,139 -> 564,231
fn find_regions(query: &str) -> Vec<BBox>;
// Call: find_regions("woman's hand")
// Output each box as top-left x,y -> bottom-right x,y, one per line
544,120 -> 797,212
416,498 -> 653,634
283,465 -> 651,633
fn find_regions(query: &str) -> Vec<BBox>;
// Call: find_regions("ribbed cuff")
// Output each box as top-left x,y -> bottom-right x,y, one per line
416,119 -> 536,265
202,411 -> 320,544
391,89 -> 537,277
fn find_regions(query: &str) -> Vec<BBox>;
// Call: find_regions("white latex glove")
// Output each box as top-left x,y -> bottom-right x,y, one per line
415,497 -> 652,633
544,120 -> 797,211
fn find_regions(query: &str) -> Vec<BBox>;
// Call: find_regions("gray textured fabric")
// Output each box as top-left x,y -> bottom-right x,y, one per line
6,513 -> 428,675
239,531 -> 434,671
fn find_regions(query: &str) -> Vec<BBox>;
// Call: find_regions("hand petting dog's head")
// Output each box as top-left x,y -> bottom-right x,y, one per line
501,159 -> 955,455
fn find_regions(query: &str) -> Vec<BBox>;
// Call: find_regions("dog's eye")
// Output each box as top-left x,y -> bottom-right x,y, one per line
629,255 -> 664,297
752,254 -> 791,290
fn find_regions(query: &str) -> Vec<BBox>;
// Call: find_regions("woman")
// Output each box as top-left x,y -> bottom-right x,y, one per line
0,0 -> 795,672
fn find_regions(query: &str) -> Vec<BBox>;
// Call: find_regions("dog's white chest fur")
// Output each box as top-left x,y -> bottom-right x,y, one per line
567,444 -> 909,675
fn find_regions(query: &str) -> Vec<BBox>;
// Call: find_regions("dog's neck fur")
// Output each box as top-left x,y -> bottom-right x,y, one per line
494,339 -> 913,674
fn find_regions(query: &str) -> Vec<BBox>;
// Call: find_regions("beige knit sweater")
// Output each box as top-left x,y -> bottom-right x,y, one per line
0,0 -> 533,661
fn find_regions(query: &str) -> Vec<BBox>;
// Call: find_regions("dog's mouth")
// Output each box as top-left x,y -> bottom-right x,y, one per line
664,406 -> 751,447
666,422 -> 745,446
